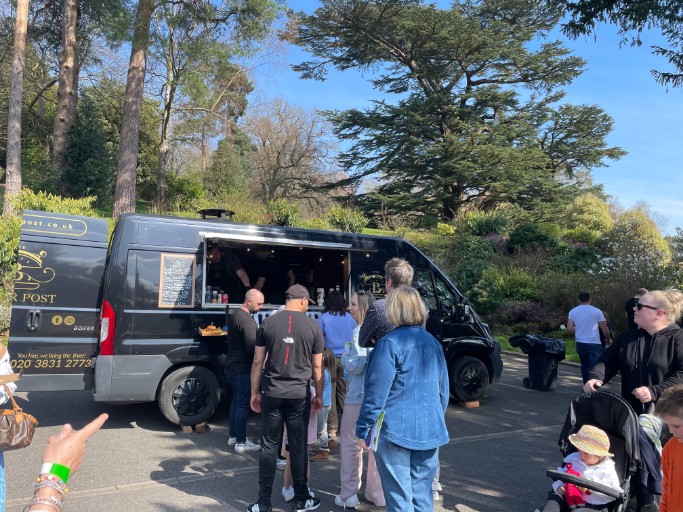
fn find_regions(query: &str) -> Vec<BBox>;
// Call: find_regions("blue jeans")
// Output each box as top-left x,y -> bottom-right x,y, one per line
0,451 -> 5,512
225,371 -> 251,443
374,435 -> 438,512
576,342 -> 604,383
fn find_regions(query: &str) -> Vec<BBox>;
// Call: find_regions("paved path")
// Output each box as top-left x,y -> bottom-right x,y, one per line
4,353 -> 622,512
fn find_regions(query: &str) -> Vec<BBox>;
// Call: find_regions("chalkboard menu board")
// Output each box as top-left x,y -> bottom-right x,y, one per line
158,253 -> 195,308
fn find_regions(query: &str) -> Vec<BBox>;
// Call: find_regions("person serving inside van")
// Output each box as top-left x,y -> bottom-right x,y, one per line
207,244 -> 251,303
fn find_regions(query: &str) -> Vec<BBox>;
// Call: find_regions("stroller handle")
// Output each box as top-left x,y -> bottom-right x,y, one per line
545,470 -> 624,500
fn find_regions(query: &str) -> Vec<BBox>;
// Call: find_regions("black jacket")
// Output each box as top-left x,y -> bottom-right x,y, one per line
589,324 -> 683,414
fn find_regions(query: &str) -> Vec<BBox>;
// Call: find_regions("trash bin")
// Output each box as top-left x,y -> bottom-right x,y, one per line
509,334 -> 566,391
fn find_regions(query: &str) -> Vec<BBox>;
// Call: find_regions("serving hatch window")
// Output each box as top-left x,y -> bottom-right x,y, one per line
201,238 -> 352,307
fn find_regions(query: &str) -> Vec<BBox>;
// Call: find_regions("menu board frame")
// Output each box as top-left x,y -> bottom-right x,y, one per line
158,253 -> 196,309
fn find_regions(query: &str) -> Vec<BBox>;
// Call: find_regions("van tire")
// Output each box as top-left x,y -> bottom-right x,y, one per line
449,356 -> 489,402
158,366 -> 220,426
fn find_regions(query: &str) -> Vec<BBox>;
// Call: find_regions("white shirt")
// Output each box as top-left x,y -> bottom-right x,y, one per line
552,451 -> 622,505
0,350 -> 17,405
568,304 -> 605,344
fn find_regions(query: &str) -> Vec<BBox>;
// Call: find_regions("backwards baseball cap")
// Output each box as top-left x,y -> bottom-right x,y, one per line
285,284 -> 317,304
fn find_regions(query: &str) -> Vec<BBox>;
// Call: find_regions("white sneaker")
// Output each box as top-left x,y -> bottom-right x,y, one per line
235,439 -> 261,453
432,490 -> 442,501
283,486 -> 314,502
228,436 -> 237,446
335,494 -> 360,508
276,458 -> 287,471
282,486 -> 295,502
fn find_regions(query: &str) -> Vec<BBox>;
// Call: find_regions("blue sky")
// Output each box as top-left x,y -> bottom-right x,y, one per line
254,1 -> 683,234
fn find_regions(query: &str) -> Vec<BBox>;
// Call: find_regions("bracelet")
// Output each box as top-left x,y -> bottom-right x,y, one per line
25,496 -> 63,512
40,463 -> 71,483
34,478 -> 68,497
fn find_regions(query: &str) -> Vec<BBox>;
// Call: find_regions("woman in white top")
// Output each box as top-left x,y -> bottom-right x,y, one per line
335,291 -> 385,508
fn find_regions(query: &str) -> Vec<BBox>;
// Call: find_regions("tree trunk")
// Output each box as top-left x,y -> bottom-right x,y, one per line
51,0 -> 79,189
113,0 -> 154,218
3,0 -> 29,217
156,48 -> 175,211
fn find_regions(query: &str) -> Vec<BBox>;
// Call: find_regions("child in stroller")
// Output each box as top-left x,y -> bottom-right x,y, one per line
537,391 -> 641,512
536,424 -> 621,512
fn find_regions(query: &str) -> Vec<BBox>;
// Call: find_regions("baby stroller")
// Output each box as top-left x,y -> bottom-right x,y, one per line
544,390 -> 640,512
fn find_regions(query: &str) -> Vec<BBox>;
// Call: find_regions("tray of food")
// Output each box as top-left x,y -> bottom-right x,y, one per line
198,324 -> 227,337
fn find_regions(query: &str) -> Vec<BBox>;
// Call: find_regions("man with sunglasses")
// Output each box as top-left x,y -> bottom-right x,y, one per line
567,292 -> 611,383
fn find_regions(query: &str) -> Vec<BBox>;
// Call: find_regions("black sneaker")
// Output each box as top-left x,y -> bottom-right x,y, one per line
247,502 -> 271,512
292,496 -> 320,511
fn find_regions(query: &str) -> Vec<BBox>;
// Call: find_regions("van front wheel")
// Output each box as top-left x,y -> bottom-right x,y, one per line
159,366 -> 220,425
449,356 -> 489,402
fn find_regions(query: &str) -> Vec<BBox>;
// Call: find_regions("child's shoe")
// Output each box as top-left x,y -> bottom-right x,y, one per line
282,486 -> 295,502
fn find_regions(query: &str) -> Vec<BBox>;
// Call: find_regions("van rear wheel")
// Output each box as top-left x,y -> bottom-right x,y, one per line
449,356 -> 489,402
159,366 -> 220,425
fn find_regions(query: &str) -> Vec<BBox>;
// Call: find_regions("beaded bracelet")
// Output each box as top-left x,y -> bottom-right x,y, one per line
36,474 -> 66,486
34,478 -> 67,498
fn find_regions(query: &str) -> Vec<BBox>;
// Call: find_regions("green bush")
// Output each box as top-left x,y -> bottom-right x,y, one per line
327,206 -> 368,233
563,225 -> 602,245
297,218 -> 331,231
0,216 -> 21,276
8,189 -> 98,216
434,222 -> 455,237
459,210 -> 510,236
508,223 -> 559,252
546,245 -> 602,274
471,266 -> 540,313
166,171 -> 207,212
266,199 -> 300,227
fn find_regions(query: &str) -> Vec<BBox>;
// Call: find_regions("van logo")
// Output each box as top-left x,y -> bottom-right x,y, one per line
14,249 -> 56,291
359,271 -> 386,296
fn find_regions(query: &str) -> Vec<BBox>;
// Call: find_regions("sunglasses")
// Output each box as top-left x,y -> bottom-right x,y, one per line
635,302 -> 659,311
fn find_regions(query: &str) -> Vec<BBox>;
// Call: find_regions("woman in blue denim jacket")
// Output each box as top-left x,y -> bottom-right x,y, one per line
356,285 -> 450,512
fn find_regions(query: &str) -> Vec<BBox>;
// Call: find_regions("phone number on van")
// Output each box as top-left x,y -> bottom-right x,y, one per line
11,352 -> 93,372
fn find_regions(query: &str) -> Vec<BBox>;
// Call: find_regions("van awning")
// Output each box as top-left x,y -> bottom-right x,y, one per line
200,231 -> 353,250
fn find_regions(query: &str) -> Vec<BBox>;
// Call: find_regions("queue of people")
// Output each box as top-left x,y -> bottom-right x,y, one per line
232,257 -> 450,512
13,259 -> 683,512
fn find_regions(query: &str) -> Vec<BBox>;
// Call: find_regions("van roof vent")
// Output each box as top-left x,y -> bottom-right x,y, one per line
197,208 -> 235,221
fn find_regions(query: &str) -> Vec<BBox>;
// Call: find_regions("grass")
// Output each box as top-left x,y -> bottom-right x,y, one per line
495,334 -> 580,364
95,198 -> 152,218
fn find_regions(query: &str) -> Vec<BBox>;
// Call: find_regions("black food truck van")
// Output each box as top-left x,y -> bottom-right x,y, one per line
9,210 -> 503,425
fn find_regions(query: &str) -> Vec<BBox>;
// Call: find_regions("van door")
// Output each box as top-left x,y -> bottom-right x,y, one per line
8,211 -> 109,391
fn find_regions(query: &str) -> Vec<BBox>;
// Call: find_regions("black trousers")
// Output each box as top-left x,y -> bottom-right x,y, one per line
257,394 -> 311,507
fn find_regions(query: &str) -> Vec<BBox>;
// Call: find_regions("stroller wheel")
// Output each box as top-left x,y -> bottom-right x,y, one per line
523,377 -> 533,389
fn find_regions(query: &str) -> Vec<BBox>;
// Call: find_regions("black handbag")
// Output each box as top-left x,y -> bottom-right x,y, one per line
0,385 -> 38,451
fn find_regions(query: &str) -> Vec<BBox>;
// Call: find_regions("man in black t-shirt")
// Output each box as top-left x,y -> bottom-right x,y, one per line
245,249 -> 296,305
207,244 -> 251,303
248,285 -> 324,512
225,289 -> 264,454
